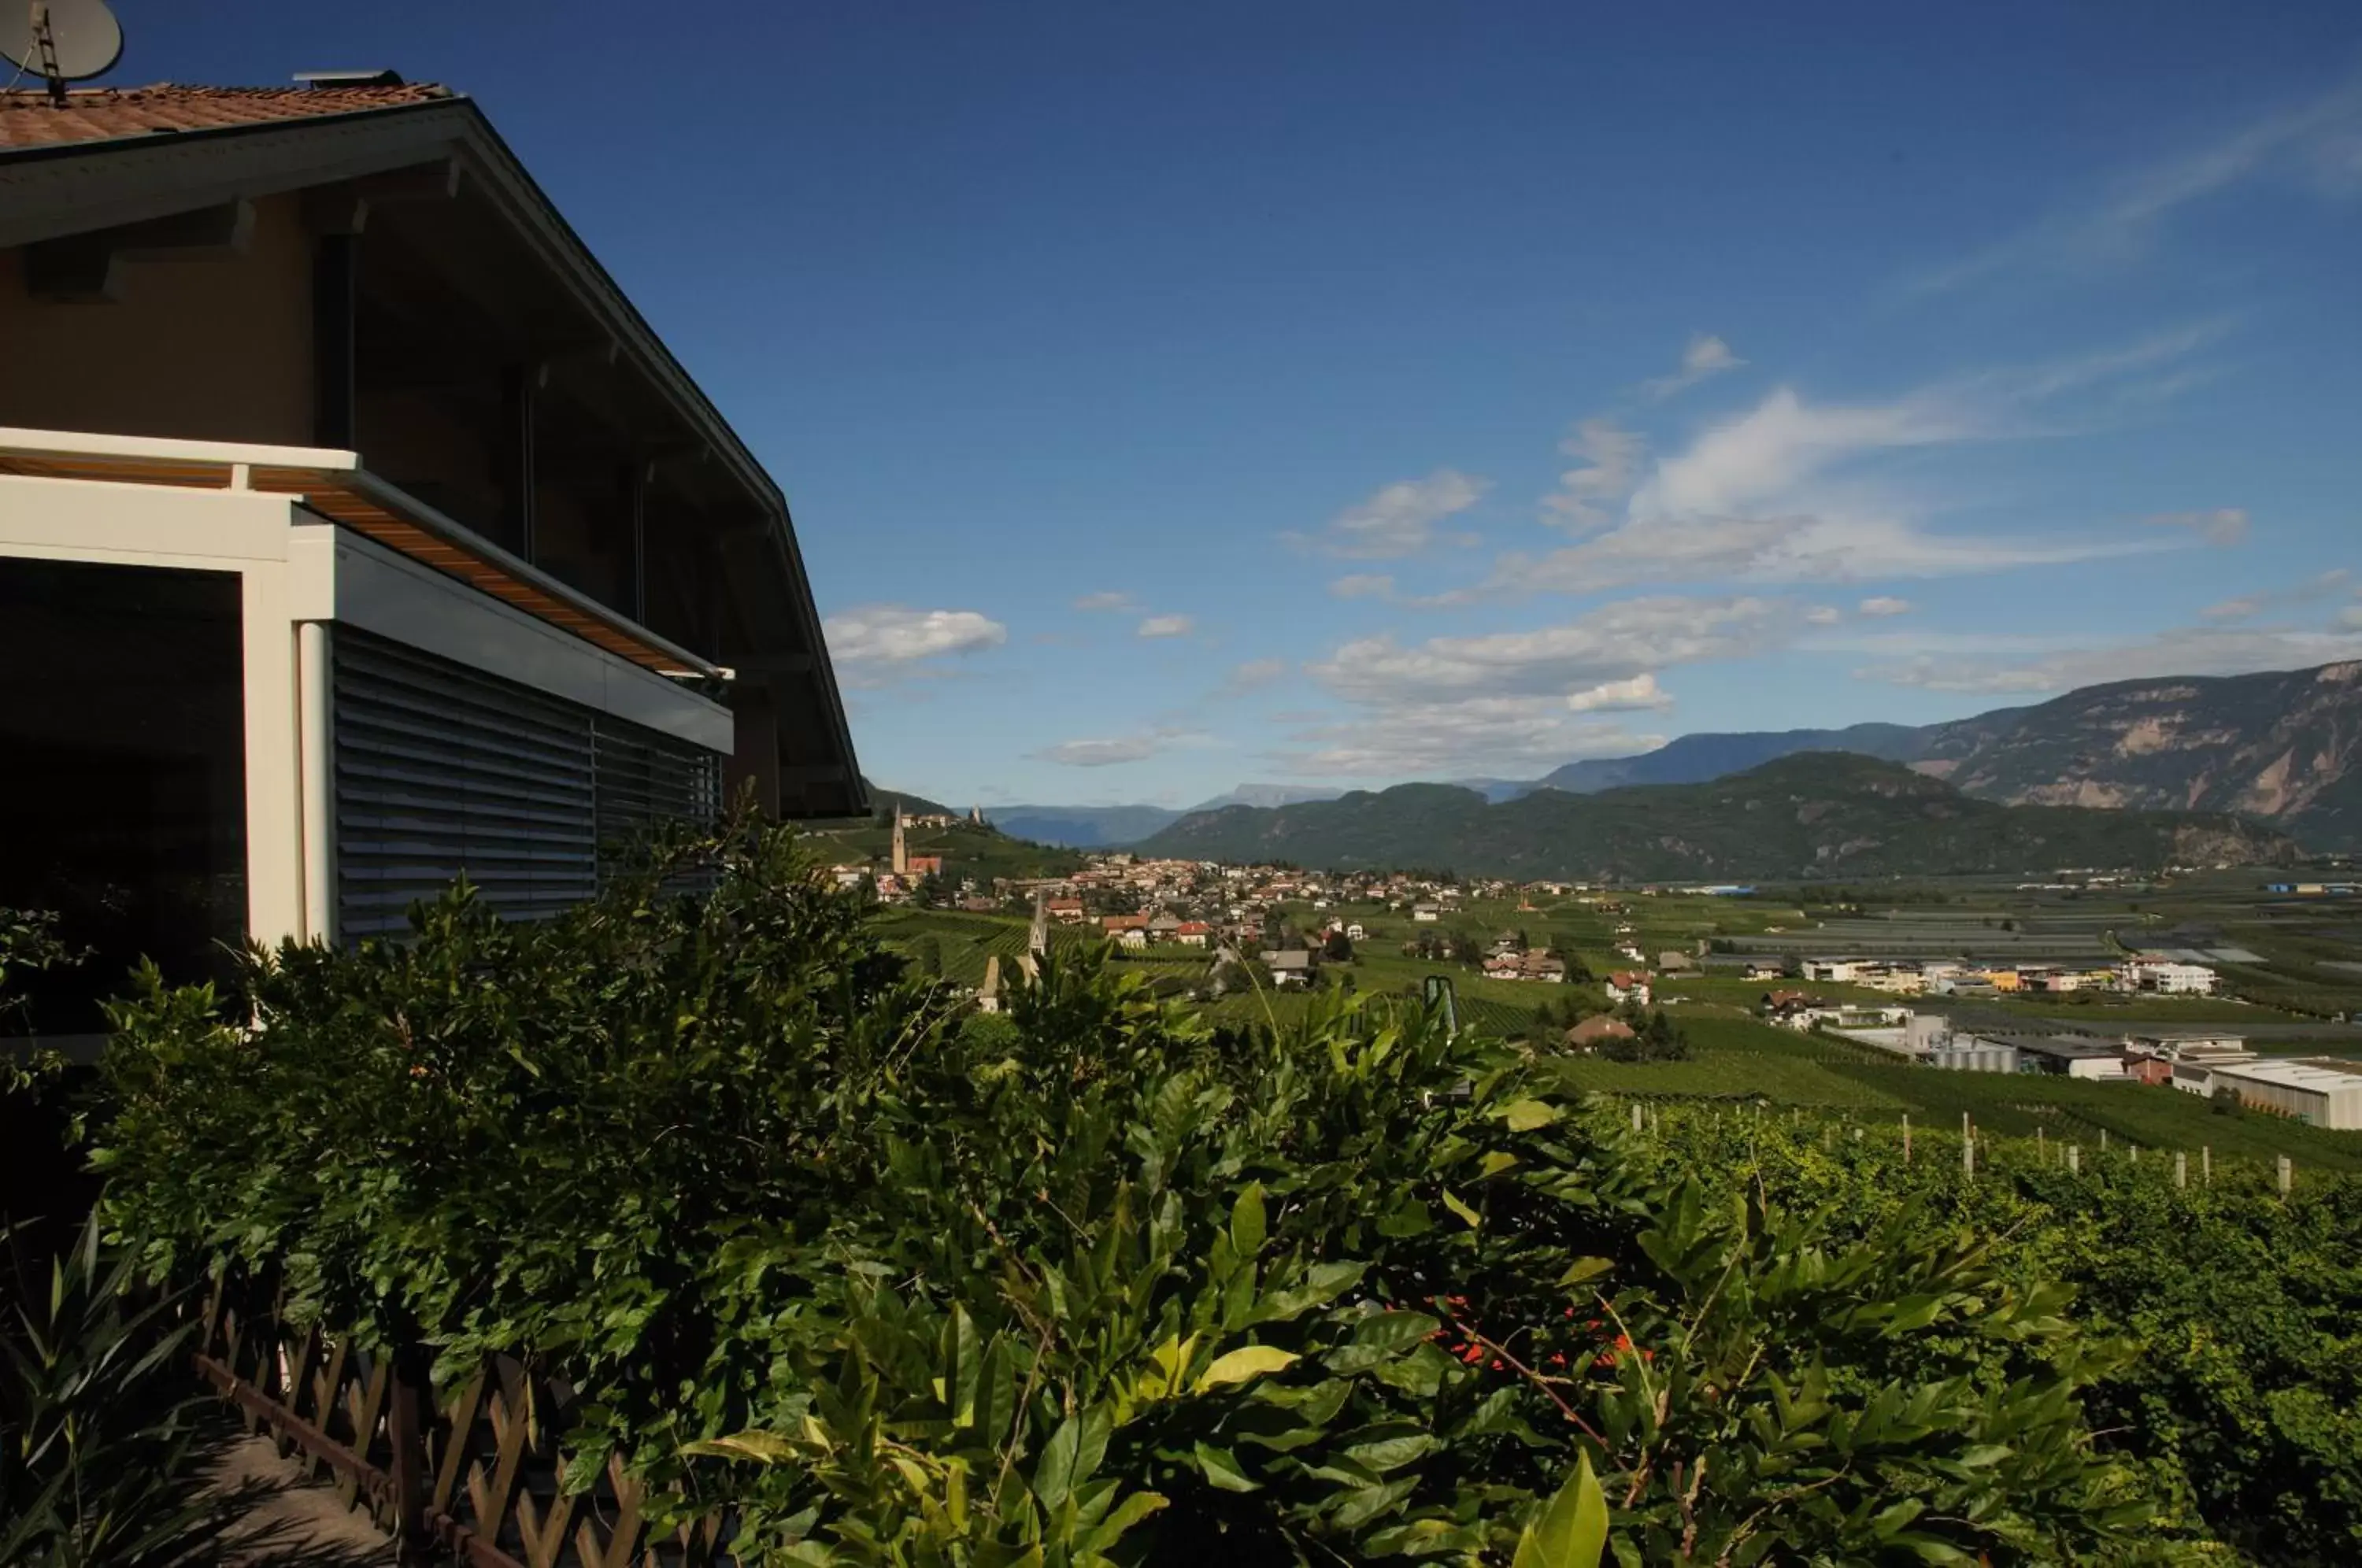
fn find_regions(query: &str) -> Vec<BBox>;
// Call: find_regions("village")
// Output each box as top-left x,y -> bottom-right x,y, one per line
818,816 -> 2362,1131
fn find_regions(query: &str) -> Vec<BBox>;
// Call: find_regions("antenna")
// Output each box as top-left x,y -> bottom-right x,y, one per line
7,0 -> 123,106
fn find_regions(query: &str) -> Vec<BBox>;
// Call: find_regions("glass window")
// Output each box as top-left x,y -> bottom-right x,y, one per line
0,558 -> 246,1041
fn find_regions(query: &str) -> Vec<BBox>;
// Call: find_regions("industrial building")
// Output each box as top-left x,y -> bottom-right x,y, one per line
2201,1059 -> 2362,1130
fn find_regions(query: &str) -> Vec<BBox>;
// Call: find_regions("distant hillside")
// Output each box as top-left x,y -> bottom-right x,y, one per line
992,804 -> 1185,849
922,662 -> 2362,854
863,780 -> 963,819
1532,723 -> 1934,794
1489,662 -> 2362,849
1134,753 -> 2297,880
992,785 -> 1342,848
1910,661 -> 2362,849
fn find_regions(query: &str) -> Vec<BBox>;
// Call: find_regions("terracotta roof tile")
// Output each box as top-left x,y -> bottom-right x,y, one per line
0,82 -> 453,152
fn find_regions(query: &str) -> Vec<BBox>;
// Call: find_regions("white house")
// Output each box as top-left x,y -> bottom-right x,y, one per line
2128,960 -> 2219,995
1605,971 -> 1652,1007
0,79 -> 858,1048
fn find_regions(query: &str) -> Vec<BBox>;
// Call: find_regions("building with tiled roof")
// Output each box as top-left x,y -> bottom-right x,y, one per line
0,79 -> 450,150
0,75 -> 859,1041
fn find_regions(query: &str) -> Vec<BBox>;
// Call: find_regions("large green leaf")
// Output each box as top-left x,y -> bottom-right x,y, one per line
1194,1344 -> 1299,1392
1512,1451 -> 1610,1568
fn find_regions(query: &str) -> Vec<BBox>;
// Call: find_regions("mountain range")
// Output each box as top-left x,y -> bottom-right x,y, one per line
989,786 -> 1343,849
1133,752 -> 2297,881
961,660 -> 2362,853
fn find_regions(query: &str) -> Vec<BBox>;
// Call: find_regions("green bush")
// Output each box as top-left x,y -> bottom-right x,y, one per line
94,824 -> 2160,1563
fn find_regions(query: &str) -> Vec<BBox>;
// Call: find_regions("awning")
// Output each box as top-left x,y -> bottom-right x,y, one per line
0,426 -> 717,678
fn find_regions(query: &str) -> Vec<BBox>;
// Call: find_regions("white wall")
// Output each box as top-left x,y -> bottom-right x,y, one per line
0,473 -> 308,944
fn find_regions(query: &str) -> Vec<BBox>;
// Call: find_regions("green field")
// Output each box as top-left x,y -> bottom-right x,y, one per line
864,870 -> 2362,1170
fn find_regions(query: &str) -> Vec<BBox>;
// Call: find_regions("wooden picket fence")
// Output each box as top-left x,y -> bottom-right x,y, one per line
192,1277 -> 732,1566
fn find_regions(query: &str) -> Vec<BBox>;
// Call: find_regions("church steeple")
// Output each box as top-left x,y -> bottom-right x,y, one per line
890,806 -> 909,875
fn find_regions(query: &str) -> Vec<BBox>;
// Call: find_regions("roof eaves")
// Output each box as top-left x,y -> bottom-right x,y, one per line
0,91 -> 461,165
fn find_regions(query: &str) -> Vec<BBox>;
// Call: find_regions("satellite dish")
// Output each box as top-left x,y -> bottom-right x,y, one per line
6,0 -> 125,102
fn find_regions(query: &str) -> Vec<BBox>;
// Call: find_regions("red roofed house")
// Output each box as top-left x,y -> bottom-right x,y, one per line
0,77 -> 859,1047
1174,921 -> 1212,948
1605,971 -> 1653,1006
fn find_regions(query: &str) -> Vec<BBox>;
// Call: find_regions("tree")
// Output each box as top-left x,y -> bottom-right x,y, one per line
1322,929 -> 1354,963
1601,1007 -> 1688,1063
1553,941 -> 1594,984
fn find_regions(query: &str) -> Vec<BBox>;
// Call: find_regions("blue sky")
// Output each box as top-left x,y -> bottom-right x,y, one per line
132,2 -> 2362,807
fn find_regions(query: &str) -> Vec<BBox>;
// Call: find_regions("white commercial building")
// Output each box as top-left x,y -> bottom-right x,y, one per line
2202,1059 -> 2362,1130
2128,960 -> 2219,995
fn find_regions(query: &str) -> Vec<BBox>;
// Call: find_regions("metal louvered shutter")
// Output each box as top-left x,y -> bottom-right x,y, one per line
333,628 -> 724,939
334,628 -> 598,936
594,720 -> 724,887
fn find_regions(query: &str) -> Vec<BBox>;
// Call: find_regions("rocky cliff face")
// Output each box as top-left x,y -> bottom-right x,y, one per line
1912,661 -> 2362,849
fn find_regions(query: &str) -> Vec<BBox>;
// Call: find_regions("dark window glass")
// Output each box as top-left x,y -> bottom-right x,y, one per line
0,558 -> 246,1040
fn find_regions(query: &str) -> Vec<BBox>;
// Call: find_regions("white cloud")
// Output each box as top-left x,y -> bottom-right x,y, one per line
1136,614 -> 1195,639
1912,75 -> 2362,294
1496,508 -> 2155,595
1311,596 -> 1788,706
1642,333 -> 1746,400
2201,569 -> 2352,623
1855,622 -> 2362,694
1805,605 -> 1843,625
1288,470 -> 1490,559
1035,736 -> 1164,767
1033,727 -> 1209,767
1634,386 -> 1975,521
1539,420 -> 1646,532
1857,596 -> 1913,617
1494,331 -> 2231,597
1280,597 -> 1790,778
1073,590 -> 1138,612
1566,672 -> 1674,713
1213,657 -> 1288,699
2144,508 -> 2249,546
824,605 -> 1007,683
1329,573 -> 1396,600
1276,702 -> 1664,779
